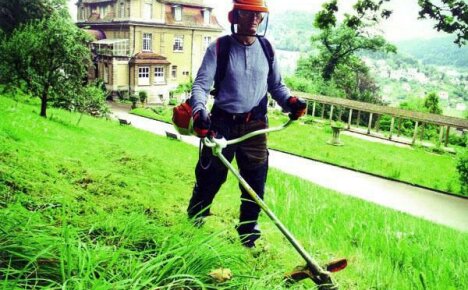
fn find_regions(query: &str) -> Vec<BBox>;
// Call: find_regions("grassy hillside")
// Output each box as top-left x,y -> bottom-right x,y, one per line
1,96 -> 467,289
396,37 -> 468,68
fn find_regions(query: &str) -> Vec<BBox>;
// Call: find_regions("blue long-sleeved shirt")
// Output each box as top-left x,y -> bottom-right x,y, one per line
191,35 -> 291,115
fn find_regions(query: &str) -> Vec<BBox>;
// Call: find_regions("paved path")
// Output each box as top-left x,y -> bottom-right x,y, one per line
111,104 -> 468,232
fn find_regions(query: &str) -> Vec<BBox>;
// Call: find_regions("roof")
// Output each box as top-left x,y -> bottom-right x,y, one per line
161,0 -> 212,8
130,52 -> 171,65
81,0 -> 114,3
297,93 -> 468,129
165,5 -> 222,30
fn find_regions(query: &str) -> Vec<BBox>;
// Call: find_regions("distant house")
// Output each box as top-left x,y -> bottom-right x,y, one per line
76,0 -> 223,103
456,103 -> 466,111
402,82 -> 411,92
439,91 -> 449,100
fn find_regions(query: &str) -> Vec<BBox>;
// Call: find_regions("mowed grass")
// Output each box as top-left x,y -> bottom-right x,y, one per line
130,106 -> 464,196
267,113 -> 463,195
1,95 -> 467,289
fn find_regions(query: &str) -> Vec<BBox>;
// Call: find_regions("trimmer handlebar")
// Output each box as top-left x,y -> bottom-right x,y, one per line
203,118 -> 293,150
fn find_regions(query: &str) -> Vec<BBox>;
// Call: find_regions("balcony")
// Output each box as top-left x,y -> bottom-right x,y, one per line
92,39 -> 130,57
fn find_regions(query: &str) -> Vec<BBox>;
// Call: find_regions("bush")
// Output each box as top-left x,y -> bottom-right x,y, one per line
138,91 -> 148,104
76,85 -> 110,118
449,132 -> 467,147
456,151 -> 468,195
117,90 -> 129,101
129,95 -> 138,109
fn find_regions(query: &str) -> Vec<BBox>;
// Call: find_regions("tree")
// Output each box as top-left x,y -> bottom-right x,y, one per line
0,0 -> 68,35
423,92 -> 443,114
312,25 -> 396,80
418,0 -> 468,46
311,1 -> 396,81
316,0 -> 468,46
294,0 -> 393,103
0,13 -> 91,117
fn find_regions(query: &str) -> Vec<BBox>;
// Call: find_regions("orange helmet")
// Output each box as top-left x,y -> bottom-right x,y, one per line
229,0 -> 269,24
232,0 -> 269,13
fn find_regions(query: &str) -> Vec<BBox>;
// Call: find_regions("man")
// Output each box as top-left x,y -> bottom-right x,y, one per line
187,0 -> 306,248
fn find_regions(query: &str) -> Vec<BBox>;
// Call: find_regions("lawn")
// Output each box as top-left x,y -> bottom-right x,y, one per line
1,95 -> 467,289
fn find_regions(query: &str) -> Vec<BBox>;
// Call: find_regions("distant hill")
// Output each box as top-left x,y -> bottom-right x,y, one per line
268,11 -> 317,52
396,37 -> 468,68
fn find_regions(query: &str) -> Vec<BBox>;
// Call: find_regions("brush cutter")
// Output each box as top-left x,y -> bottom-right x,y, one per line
202,116 -> 347,289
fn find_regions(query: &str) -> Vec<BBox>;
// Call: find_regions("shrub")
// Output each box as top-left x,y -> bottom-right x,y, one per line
129,95 -> 138,109
138,91 -> 148,104
456,151 -> 468,195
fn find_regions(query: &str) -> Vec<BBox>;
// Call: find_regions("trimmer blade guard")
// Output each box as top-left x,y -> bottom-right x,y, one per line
284,258 -> 347,288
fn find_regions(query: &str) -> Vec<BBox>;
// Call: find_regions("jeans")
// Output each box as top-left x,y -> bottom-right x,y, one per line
187,114 -> 268,244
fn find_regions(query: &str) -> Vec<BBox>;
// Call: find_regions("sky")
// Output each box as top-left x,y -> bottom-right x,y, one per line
67,0 -> 449,42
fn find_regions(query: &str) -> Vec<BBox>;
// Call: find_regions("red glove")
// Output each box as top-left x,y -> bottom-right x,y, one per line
287,96 -> 307,120
193,109 -> 211,138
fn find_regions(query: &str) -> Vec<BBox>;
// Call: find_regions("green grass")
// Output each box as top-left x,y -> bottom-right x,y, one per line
1,95 -> 467,289
267,113 -> 463,195
130,106 -> 173,123
130,106 -> 465,196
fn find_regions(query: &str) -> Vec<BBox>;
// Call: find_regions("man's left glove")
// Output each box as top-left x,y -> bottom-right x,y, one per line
287,96 -> 307,120
193,109 -> 211,138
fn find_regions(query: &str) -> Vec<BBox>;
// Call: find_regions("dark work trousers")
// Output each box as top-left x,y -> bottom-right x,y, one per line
187,114 -> 268,244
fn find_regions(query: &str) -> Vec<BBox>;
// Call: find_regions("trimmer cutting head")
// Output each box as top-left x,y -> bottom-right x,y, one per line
284,259 -> 348,289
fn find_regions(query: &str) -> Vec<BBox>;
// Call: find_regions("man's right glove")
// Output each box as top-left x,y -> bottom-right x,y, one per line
287,96 -> 307,120
193,109 -> 211,138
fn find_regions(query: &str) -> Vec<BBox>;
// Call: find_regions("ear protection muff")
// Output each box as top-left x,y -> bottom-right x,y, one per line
228,10 -> 238,24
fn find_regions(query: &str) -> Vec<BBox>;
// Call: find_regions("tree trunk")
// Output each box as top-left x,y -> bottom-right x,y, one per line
40,93 -> 47,118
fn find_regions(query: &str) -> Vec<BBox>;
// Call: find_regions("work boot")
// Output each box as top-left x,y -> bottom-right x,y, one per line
188,212 -> 213,228
236,223 -> 261,248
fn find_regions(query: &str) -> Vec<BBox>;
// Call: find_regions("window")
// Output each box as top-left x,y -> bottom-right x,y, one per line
173,35 -> 183,51
174,6 -> 182,21
99,5 -> 107,18
154,66 -> 165,84
143,33 -> 152,52
203,36 -> 211,51
138,67 -> 150,85
119,2 -> 125,18
143,3 -> 152,19
203,9 -> 210,25
171,65 -> 177,78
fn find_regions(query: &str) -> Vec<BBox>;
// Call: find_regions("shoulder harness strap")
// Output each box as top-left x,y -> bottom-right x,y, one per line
257,36 -> 275,76
212,35 -> 275,97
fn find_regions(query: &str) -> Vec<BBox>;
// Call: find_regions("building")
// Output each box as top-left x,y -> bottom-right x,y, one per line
76,0 -> 223,103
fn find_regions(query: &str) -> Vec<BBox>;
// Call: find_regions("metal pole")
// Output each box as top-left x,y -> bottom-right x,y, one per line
214,152 -> 335,287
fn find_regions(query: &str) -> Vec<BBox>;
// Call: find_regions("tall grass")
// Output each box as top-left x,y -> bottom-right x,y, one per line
1,95 -> 467,289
